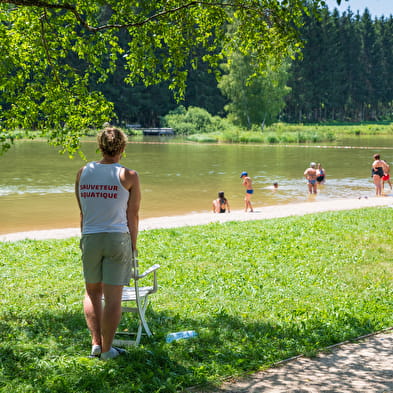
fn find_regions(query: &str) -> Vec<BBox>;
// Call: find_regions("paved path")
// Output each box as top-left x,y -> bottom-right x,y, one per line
190,330 -> 393,393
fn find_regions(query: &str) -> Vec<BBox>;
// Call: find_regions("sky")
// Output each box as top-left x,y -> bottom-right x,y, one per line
323,0 -> 393,17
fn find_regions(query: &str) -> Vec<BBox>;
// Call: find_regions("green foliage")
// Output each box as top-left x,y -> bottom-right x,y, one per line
163,105 -> 226,135
1,207 -> 393,392
284,7 -> 393,122
0,0 -> 329,155
219,53 -> 291,128
184,121 -> 339,144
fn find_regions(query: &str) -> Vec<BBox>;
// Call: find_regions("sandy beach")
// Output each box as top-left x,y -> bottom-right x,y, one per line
1,196 -> 392,242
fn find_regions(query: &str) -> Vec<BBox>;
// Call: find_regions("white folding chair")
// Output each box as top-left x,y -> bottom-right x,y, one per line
111,257 -> 160,346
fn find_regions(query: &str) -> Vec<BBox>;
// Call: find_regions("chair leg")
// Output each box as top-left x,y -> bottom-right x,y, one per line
137,296 -> 153,337
135,322 -> 143,346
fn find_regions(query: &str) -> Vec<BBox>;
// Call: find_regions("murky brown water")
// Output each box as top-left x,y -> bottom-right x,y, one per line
1,136 -> 393,234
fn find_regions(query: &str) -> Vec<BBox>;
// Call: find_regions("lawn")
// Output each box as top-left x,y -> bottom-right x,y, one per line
1,207 -> 393,392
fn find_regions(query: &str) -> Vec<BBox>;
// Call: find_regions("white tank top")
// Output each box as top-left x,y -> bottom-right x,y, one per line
78,162 -> 130,234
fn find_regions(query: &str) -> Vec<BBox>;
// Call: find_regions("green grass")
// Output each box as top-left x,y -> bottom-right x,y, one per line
186,122 -> 393,144
11,122 -> 393,148
1,207 -> 393,392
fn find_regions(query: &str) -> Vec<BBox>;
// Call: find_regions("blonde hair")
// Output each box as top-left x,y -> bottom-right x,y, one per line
97,127 -> 127,157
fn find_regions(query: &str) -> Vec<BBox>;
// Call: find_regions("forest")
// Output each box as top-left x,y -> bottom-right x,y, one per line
284,7 -> 393,123
98,6 -> 393,126
1,1 -> 392,155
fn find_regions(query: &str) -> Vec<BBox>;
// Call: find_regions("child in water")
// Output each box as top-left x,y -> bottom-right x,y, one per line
212,191 -> 230,213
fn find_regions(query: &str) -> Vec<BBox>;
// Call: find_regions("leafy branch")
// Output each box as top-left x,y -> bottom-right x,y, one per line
0,0 -> 273,32
39,10 -> 62,85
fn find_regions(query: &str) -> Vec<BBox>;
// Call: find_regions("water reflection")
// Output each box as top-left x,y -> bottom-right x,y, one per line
1,138 -> 392,234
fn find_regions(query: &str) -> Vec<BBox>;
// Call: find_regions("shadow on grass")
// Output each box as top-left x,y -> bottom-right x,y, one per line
0,306 -> 383,393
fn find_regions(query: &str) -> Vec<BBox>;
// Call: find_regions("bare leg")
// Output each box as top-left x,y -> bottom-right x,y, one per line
84,282 -> 103,347
101,284 -> 124,353
244,194 -> 253,212
373,175 -> 382,196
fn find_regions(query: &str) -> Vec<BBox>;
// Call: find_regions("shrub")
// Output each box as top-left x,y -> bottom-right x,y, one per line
163,106 -> 218,135
247,134 -> 264,143
265,134 -> 279,144
220,130 -> 240,143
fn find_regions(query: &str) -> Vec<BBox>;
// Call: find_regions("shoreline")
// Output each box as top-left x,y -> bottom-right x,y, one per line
1,197 -> 392,242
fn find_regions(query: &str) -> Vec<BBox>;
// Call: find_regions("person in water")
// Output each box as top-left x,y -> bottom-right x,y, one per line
316,163 -> 326,184
304,162 -> 318,194
371,154 -> 389,196
265,182 -> 278,190
240,171 -> 254,212
381,159 -> 392,192
212,191 -> 230,213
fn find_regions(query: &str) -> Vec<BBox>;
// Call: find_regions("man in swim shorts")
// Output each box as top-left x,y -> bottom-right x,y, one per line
240,171 -> 254,212
304,162 -> 318,194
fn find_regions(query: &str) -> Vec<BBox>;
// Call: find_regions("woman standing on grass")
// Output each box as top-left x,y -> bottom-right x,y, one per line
75,126 -> 141,361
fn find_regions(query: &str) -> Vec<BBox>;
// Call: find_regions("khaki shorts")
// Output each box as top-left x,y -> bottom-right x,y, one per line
80,232 -> 132,285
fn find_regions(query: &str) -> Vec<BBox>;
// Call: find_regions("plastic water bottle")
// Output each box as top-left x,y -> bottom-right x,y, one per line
166,330 -> 198,343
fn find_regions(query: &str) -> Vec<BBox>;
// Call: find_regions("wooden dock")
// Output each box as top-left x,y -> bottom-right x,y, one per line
142,128 -> 174,136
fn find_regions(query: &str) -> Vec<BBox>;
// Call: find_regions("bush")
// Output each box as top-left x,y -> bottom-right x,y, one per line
247,134 -> 264,143
162,108 -> 344,143
220,129 -> 240,143
278,133 -> 298,143
162,106 -> 211,134
163,106 -> 227,135
265,134 -> 279,144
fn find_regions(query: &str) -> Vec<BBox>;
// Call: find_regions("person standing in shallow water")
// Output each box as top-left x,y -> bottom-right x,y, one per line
371,153 -> 388,196
304,162 -> 318,194
75,127 -> 141,361
240,171 -> 254,212
316,163 -> 326,184
381,159 -> 392,193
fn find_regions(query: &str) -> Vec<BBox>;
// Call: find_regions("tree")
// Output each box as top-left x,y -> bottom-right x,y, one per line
284,5 -> 393,123
0,0 -> 334,154
218,53 -> 290,128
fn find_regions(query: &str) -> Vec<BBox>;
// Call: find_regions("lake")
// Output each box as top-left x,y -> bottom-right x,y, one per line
1,135 -> 393,234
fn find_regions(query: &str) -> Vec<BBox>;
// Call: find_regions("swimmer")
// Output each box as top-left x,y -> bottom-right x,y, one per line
265,182 -> 278,190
